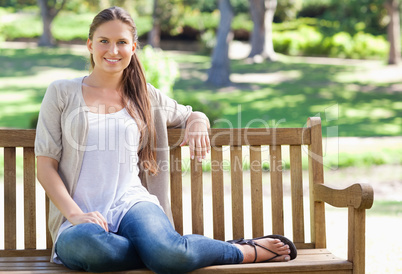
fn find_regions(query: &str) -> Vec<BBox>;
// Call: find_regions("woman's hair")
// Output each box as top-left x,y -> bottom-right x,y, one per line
88,6 -> 157,174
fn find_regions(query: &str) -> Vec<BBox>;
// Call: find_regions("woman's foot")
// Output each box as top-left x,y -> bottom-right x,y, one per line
234,237 -> 292,263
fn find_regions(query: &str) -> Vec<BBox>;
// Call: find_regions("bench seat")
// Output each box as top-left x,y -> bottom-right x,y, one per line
0,249 -> 352,273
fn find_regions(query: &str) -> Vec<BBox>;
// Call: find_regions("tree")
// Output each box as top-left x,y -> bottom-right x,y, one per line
206,0 -> 234,86
385,0 -> 401,64
248,0 -> 277,62
37,0 -> 67,47
147,0 -> 183,48
148,0 -> 161,48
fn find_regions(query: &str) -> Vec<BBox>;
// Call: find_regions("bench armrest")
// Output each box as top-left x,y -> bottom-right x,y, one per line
314,183 -> 374,210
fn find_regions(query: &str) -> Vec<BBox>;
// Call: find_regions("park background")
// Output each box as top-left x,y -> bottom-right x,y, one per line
0,0 -> 401,273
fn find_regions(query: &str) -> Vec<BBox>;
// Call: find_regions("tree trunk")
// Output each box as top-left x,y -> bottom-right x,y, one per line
385,0 -> 401,65
206,0 -> 234,86
248,0 -> 277,62
148,0 -> 161,48
248,0 -> 265,59
37,0 -> 66,47
38,14 -> 55,47
263,0 -> 277,61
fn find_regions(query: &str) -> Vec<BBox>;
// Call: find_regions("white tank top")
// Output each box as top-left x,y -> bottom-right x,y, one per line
54,108 -> 161,262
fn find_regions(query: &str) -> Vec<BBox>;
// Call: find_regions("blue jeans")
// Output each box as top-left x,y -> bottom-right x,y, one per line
55,202 -> 243,273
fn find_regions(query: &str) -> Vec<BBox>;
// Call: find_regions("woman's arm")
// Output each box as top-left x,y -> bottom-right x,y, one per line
37,156 -> 109,231
180,111 -> 211,162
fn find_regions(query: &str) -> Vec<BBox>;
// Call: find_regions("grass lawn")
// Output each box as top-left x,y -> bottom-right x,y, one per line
169,52 -> 402,137
0,47 -> 88,128
0,44 -> 401,137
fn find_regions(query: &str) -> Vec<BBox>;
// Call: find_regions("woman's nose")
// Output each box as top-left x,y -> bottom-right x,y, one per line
108,43 -> 118,55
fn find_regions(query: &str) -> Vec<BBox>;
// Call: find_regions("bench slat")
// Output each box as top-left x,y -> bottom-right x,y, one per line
0,249 -> 51,257
250,146 -> 263,238
290,145 -> 305,244
230,146 -> 244,240
0,256 -> 50,262
24,147 -> 37,249
307,117 -> 326,248
191,249 -> 352,273
4,147 -> 17,250
170,146 -> 183,235
191,159 -> 203,235
168,128 -> 311,146
211,146 -> 225,241
270,145 -> 284,235
0,129 -> 35,147
45,196 -> 52,249
0,249 -> 352,273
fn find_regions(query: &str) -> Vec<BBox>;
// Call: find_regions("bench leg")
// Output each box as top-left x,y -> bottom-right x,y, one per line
348,207 -> 366,274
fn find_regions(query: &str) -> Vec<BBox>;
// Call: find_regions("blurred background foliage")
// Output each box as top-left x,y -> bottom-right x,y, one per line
0,0 -> 401,137
138,45 -> 179,96
0,0 -> 395,59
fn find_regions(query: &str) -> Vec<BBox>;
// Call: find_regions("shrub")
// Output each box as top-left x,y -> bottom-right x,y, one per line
273,25 -> 388,59
321,31 -> 388,59
272,30 -> 301,55
273,17 -> 318,31
273,24 -> 323,56
231,13 -> 253,32
2,13 -> 41,40
138,45 -> 179,97
299,25 -> 325,55
351,32 -> 388,59
325,32 -> 354,58
181,10 -> 220,32
200,29 -> 216,54
53,12 -> 94,41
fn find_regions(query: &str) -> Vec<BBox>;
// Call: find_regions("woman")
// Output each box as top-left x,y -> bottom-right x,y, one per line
35,6 -> 296,273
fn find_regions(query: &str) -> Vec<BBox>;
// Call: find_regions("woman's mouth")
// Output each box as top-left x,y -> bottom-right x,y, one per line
104,58 -> 120,64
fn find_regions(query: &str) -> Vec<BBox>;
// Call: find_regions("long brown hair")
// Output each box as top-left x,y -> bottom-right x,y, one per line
88,6 -> 157,174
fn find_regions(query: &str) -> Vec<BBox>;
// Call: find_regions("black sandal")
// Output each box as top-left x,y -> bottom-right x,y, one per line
227,234 -> 297,263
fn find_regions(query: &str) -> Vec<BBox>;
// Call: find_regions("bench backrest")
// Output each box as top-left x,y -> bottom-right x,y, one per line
0,117 -> 325,254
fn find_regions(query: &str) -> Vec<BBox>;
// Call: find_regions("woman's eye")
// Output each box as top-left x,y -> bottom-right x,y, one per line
118,41 -> 127,44
100,40 -> 108,43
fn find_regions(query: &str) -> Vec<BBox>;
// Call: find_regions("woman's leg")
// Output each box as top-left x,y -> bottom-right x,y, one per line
118,202 -> 243,274
55,222 -> 145,272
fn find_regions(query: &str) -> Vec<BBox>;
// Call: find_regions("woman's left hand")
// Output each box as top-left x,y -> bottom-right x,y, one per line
180,112 -> 210,162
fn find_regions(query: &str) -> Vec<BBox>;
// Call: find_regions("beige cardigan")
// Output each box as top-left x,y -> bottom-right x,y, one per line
35,77 -> 192,261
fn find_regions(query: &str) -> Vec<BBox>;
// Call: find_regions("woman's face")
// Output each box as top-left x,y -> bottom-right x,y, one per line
87,20 -> 136,75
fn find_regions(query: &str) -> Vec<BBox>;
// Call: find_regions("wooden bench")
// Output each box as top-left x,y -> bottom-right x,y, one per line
0,117 -> 373,273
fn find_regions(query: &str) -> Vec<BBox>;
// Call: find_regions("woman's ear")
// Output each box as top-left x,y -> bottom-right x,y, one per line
132,42 -> 137,54
87,38 -> 93,53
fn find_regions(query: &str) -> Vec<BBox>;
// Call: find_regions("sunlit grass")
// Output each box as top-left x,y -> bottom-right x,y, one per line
0,47 -> 87,128
170,52 -> 402,136
0,47 -> 401,136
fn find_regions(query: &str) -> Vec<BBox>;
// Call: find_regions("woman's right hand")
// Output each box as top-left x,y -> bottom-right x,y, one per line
68,211 -> 109,232
37,157 -> 109,232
